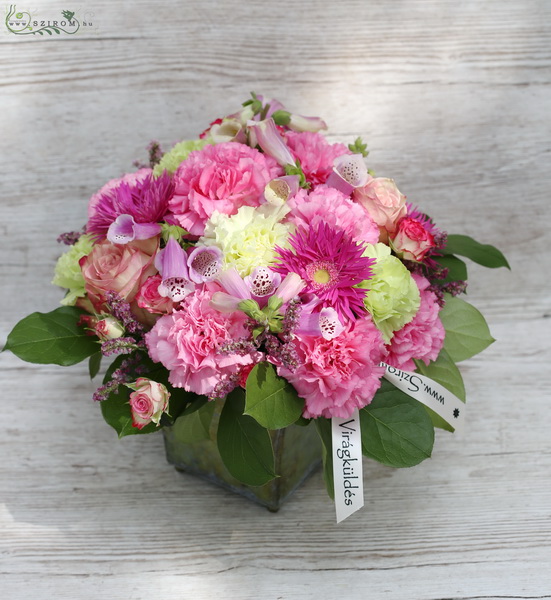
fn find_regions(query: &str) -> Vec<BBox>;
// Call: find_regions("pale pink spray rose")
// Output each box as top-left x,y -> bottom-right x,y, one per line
127,378 -> 170,429
390,217 -> 435,262
136,275 -> 175,315
79,237 -> 158,312
353,177 -> 407,236
94,316 -> 125,341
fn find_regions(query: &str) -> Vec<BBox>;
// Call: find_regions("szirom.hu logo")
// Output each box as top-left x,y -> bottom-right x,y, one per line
5,5 -> 94,36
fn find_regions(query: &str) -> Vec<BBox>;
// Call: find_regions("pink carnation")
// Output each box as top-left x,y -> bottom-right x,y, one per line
145,286 -> 257,396
168,142 -> 281,236
285,131 -> 350,186
286,185 -> 379,245
386,274 -> 445,371
280,319 -> 387,419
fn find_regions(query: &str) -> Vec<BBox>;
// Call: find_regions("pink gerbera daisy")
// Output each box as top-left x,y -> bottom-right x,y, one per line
273,223 -> 375,321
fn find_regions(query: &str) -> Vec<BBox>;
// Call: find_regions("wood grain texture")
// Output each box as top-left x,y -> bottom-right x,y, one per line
1,1 -> 550,598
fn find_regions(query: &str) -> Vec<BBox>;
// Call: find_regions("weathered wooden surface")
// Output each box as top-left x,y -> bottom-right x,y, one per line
1,1 -> 550,598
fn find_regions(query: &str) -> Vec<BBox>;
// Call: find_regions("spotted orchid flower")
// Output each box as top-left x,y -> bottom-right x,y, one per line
297,296 -> 344,340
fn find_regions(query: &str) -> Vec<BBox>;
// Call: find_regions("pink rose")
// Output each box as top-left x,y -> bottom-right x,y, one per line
353,177 -> 407,235
390,217 -> 435,262
136,275 -> 175,315
80,237 -> 159,311
168,142 -> 281,236
128,378 -> 170,429
94,316 -> 125,341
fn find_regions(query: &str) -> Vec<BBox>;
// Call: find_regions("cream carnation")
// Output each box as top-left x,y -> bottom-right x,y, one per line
200,202 -> 291,276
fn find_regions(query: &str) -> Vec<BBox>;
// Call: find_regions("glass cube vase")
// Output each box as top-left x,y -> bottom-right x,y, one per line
163,403 -> 322,511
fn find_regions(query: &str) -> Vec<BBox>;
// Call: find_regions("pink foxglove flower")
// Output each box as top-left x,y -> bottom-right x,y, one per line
107,214 -> 161,245
248,118 -> 296,167
187,246 -> 223,283
325,154 -> 369,196
155,238 -> 195,302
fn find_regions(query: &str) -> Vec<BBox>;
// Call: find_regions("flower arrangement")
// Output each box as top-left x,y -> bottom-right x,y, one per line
4,93 -> 509,517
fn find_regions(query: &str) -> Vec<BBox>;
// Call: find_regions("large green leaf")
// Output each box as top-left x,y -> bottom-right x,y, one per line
440,295 -> 494,362
314,418 -> 334,499
3,306 -> 99,365
88,352 -> 102,379
245,362 -> 304,429
442,234 -> 510,269
217,388 -> 277,486
360,380 -> 434,468
171,401 -> 216,444
433,254 -> 468,283
414,349 -> 465,431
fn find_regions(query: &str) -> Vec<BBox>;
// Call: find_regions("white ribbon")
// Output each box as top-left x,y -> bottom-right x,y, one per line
381,362 -> 465,433
331,409 -> 364,523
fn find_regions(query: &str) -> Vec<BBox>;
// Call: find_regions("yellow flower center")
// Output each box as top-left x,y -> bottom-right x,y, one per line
312,268 -> 331,284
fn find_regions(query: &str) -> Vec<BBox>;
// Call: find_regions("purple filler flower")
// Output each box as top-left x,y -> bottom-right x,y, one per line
273,223 -> 375,321
87,172 -> 174,241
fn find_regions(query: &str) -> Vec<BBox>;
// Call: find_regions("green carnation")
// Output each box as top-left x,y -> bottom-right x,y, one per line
153,139 -> 210,176
52,234 -> 94,306
357,243 -> 420,343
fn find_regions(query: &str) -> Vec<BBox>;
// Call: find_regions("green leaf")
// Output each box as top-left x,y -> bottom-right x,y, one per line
315,419 -> 334,499
100,384 -> 158,438
217,388 -> 276,486
245,362 -> 304,429
4,306 -> 99,366
440,295 -> 495,361
360,379 -> 434,468
414,349 -> 465,431
171,401 -> 216,444
348,136 -> 369,157
88,352 -> 102,379
178,395 -> 208,417
442,234 -> 510,269
434,254 -> 468,283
